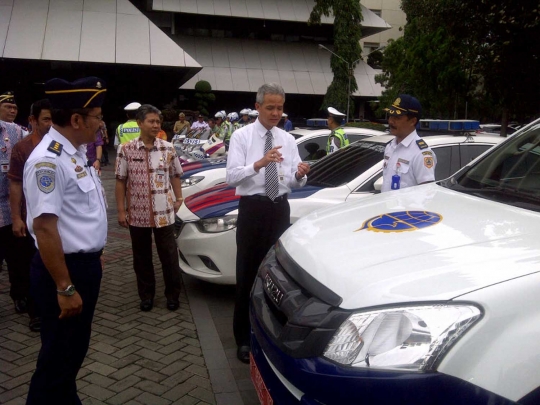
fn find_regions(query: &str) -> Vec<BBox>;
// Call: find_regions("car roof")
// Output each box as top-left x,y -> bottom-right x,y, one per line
357,133 -> 503,146
290,127 -> 386,139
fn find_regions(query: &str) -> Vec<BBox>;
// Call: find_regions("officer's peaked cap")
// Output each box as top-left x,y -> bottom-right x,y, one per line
0,91 -> 16,105
327,107 -> 345,117
45,77 -> 107,109
385,94 -> 422,118
124,102 -> 141,111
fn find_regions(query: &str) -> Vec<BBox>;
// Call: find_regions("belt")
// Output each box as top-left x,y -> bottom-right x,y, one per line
65,249 -> 103,258
242,194 -> 288,203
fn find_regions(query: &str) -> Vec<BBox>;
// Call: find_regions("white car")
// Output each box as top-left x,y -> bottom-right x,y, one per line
249,118 -> 540,405
179,127 -> 387,198
176,133 -> 503,284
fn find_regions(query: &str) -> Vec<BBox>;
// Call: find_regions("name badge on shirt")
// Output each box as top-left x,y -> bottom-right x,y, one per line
0,160 -> 9,173
278,165 -> 284,182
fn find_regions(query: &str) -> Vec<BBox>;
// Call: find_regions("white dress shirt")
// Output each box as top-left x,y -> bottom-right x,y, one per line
381,130 -> 437,192
226,119 -> 306,196
24,128 -> 107,253
191,120 -> 209,130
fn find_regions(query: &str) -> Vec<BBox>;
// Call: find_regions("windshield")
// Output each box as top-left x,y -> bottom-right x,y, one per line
307,141 -> 386,187
444,121 -> 540,211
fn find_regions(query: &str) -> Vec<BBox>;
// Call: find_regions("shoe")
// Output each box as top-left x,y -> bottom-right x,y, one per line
140,299 -> 153,312
29,317 -> 41,332
237,345 -> 250,364
14,299 -> 28,314
166,301 -> 179,311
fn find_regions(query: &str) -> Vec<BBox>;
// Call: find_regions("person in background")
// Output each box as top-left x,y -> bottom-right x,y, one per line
0,91 -> 29,136
173,112 -> 191,135
326,107 -> 349,154
100,121 -> 110,166
116,102 -> 141,146
237,108 -> 251,128
86,121 -> 104,171
248,110 -> 259,124
282,113 -> 293,132
8,99 -> 52,332
157,114 -> 168,141
381,94 -> 437,192
191,114 -> 209,130
115,104 -> 184,313
208,118 -> 219,135
24,76 -> 108,404
226,83 -> 310,363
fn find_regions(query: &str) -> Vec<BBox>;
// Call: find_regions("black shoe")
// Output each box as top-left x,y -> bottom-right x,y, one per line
140,299 -> 153,312
29,317 -> 41,332
14,299 -> 28,314
237,345 -> 250,364
166,301 -> 179,311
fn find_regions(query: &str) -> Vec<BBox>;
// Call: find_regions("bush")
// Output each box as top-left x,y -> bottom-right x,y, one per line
194,80 -> 212,92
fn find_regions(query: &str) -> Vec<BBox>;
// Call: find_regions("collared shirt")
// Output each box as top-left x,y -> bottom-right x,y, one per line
24,128 -> 108,253
116,137 -> 183,228
191,121 -> 208,130
173,120 -> 190,134
226,119 -> 306,196
381,130 -> 437,192
8,132 -> 42,222
86,129 -> 104,162
0,120 -> 23,227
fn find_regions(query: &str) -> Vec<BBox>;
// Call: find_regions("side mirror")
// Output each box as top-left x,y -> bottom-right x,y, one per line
373,177 -> 383,193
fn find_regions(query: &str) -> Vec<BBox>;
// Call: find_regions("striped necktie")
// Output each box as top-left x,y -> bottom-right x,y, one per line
264,131 -> 279,200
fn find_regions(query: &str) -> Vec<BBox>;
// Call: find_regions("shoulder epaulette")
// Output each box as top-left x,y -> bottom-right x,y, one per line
47,140 -> 63,155
416,139 -> 428,150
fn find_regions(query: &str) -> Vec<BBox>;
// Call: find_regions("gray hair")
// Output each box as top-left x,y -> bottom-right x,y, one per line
256,83 -> 285,104
136,104 -> 161,121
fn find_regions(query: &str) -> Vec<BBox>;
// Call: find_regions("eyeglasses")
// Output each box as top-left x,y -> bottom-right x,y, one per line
82,114 -> 103,121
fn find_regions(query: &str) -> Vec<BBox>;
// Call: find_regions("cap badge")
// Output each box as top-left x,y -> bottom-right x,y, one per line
394,97 -> 401,106
96,82 -> 102,89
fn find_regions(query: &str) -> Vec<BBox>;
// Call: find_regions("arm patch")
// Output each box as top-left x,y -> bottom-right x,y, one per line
47,141 -> 63,155
416,139 -> 428,150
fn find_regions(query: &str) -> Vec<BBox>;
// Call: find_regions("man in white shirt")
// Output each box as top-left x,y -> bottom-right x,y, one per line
226,83 -> 310,363
191,114 -> 208,130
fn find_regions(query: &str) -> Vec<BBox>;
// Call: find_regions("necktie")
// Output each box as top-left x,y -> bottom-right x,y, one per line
264,131 -> 279,200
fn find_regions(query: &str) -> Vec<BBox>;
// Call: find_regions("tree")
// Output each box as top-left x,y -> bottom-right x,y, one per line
309,0 -> 363,117
376,0 -> 540,135
193,80 -> 216,116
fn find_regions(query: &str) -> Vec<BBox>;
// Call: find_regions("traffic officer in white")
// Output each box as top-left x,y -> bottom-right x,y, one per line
382,94 -> 436,192
23,77 -> 108,405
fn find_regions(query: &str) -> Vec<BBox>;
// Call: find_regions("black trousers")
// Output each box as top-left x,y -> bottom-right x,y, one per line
233,196 -> 290,347
26,251 -> 102,405
128,224 -> 182,302
0,224 -> 37,316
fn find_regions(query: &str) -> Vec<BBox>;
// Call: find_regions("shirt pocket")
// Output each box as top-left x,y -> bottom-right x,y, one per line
398,163 -> 411,187
75,176 -> 100,213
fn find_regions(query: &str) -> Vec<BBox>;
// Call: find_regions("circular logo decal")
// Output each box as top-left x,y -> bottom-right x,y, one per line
357,211 -> 442,233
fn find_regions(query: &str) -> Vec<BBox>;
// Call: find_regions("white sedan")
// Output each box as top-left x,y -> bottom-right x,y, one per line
176,134 -> 503,284
179,127 -> 386,198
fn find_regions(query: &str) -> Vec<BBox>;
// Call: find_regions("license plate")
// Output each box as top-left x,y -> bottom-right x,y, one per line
250,353 -> 273,405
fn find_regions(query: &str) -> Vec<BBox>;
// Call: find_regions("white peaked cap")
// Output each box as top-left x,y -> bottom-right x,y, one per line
327,107 -> 346,117
282,113 -> 288,117
124,102 -> 141,111
249,110 -> 259,117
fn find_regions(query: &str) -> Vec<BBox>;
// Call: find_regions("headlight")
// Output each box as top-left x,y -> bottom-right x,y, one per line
323,304 -> 481,371
181,176 -> 204,187
196,215 -> 237,233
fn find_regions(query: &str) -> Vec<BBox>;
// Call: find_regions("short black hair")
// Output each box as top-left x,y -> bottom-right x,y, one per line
30,99 -> 52,118
51,108 -> 91,127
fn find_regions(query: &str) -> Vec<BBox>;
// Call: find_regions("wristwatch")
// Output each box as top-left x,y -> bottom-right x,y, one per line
57,285 -> 76,296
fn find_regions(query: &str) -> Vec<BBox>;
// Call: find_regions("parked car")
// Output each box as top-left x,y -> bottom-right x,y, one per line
176,133 -> 503,284
179,127 -> 387,198
249,118 -> 540,405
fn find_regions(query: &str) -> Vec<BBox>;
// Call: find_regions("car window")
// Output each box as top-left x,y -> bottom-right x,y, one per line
459,144 -> 494,167
432,146 -> 457,180
298,136 -> 328,161
307,141 -> 387,187
445,123 -> 540,211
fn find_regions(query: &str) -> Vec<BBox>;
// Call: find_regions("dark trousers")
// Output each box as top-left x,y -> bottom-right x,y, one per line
0,224 -> 37,316
26,251 -> 102,405
233,196 -> 290,347
128,224 -> 182,302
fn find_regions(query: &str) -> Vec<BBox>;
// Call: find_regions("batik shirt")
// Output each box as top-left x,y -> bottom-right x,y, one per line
116,137 -> 183,228
0,120 -> 23,227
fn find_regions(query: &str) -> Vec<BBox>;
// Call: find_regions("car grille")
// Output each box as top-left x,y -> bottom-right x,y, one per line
251,241 -> 351,358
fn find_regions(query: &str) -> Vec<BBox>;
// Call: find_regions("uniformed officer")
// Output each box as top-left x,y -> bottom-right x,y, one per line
115,101 -> 141,146
381,94 -> 437,192
326,107 -> 349,154
237,108 -> 251,128
214,110 -> 233,141
24,77 -> 108,405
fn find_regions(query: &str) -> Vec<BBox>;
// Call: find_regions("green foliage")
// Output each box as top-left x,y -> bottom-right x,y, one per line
309,0 -> 363,116
161,108 -> 177,122
376,0 -> 540,127
194,80 -> 215,117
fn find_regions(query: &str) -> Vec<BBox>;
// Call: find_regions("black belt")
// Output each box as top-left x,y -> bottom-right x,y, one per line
242,194 -> 288,203
65,249 -> 103,259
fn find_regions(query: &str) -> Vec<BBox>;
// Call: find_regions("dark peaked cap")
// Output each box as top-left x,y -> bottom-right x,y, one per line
45,77 -> 107,109
0,91 -> 16,104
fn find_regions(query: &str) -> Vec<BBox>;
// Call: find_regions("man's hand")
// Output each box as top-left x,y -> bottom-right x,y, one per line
254,146 -> 283,172
118,211 -> 128,228
12,218 -> 26,237
58,292 -> 83,319
295,162 -> 310,180
173,198 -> 183,213
93,160 -> 101,171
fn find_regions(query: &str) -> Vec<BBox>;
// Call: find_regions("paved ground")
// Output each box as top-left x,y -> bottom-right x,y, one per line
0,147 -> 258,405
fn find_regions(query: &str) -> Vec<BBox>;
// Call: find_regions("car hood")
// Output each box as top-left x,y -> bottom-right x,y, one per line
184,184 -> 324,219
181,159 -> 227,178
280,183 -> 540,310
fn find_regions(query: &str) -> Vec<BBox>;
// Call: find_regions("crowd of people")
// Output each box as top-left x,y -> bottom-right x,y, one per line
0,75 -> 435,402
